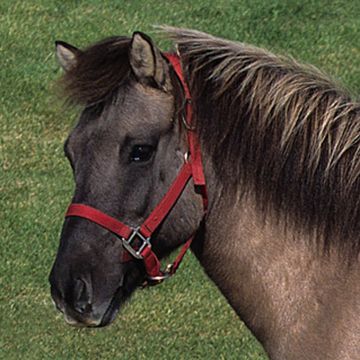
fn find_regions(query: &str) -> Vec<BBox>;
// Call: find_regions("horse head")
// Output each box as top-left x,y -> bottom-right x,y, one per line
49,32 -> 203,327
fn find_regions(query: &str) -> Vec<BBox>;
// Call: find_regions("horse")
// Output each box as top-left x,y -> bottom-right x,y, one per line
49,27 -> 360,359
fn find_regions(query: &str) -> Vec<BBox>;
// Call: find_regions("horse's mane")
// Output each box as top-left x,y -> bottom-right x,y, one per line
163,27 -> 360,257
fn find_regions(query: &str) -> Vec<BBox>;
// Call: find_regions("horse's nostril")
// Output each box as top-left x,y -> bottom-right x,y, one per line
74,301 -> 90,314
73,278 -> 92,314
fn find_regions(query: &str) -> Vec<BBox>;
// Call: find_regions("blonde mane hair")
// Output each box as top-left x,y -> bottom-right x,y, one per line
163,27 -> 360,256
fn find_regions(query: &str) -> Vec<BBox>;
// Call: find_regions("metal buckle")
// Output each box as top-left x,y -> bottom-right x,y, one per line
142,264 -> 174,287
184,152 -> 189,163
121,227 -> 151,260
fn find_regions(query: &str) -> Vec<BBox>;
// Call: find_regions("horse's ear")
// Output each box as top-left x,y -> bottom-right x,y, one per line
129,32 -> 168,89
55,41 -> 81,71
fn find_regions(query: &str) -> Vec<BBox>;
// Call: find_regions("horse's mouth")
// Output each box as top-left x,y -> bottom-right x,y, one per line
52,285 -> 124,328
51,263 -> 143,328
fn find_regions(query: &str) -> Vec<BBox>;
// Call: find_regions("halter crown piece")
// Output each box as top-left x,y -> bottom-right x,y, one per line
65,53 -> 207,287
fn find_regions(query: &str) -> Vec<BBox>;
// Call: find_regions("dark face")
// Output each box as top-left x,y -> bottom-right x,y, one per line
49,34 -> 203,327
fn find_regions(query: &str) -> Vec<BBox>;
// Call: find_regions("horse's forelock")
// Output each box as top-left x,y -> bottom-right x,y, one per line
59,36 -> 132,106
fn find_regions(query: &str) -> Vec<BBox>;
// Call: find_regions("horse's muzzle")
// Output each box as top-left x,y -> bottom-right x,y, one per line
49,274 -> 122,327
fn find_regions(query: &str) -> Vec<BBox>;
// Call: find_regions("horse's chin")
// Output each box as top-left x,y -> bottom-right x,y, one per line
98,287 -> 124,327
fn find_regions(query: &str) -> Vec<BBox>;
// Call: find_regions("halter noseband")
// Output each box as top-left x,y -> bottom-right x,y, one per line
65,53 -> 207,287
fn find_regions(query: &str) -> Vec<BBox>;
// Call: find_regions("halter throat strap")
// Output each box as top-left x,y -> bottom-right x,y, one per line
65,53 -> 207,286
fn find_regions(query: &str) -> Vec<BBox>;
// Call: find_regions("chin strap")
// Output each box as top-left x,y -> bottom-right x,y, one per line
65,53 -> 207,286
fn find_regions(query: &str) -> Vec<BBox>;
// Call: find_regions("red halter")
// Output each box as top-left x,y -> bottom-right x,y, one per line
65,53 -> 207,286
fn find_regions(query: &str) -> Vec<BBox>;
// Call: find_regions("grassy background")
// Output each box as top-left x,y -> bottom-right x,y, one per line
1,0 -> 359,359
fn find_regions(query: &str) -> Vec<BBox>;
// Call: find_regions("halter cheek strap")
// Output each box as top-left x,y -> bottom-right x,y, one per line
65,53 -> 207,286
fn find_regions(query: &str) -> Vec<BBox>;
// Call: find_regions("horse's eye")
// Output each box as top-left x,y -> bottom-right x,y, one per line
130,145 -> 154,162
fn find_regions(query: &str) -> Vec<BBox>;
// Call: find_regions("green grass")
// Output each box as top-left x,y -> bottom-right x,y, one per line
1,0 -> 359,359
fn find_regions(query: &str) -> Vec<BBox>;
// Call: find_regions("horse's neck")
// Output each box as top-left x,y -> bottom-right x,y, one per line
192,187 -> 360,359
